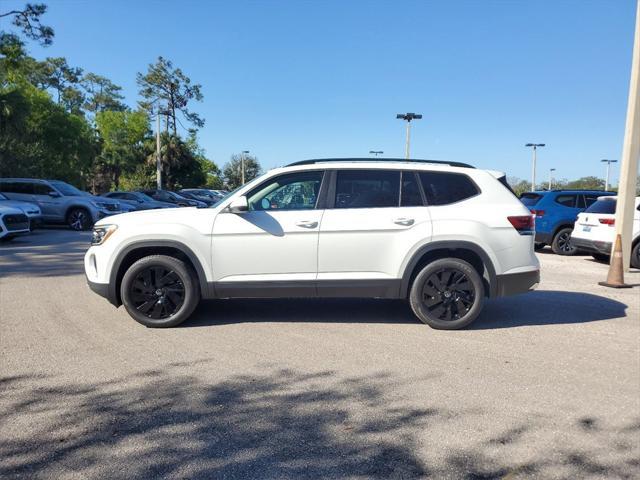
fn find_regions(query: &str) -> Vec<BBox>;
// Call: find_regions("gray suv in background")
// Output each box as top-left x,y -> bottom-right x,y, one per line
0,178 -> 121,230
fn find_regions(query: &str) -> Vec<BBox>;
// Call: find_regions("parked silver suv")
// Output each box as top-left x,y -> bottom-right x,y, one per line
0,178 -> 121,230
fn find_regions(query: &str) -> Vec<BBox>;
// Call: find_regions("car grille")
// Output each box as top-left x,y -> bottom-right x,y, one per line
3,213 -> 29,231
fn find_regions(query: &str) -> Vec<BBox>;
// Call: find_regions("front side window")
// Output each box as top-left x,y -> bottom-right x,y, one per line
419,171 -> 479,206
49,181 -> 82,197
248,171 -> 324,211
335,170 -> 400,209
583,194 -> 602,209
554,194 -> 577,208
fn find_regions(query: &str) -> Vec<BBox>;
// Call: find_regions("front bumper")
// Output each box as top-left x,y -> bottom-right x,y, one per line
86,277 -> 119,307
571,237 -> 612,255
495,269 -> 540,297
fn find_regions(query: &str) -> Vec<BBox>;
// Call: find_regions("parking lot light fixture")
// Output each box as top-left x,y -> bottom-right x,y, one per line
397,113 -> 422,159
601,159 -> 618,191
241,150 -> 250,185
369,150 -> 383,157
525,143 -> 545,191
548,168 -> 556,190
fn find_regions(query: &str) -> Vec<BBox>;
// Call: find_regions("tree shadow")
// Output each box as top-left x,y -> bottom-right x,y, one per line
0,367 -> 637,479
0,228 -> 89,278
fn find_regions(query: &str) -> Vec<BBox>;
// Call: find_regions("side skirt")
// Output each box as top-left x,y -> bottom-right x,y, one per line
210,279 -> 402,299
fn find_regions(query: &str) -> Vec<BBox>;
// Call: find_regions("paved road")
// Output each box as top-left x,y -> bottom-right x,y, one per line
1,229 -> 639,479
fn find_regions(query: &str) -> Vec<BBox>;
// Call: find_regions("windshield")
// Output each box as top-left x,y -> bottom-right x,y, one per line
135,192 -> 156,202
520,193 -> 542,206
585,199 -> 616,214
50,181 -> 83,197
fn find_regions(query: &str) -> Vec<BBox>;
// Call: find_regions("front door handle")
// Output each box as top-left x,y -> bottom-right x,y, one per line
295,220 -> 318,229
393,217 -> 415,226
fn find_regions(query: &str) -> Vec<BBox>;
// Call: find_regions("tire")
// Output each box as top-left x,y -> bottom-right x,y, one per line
534,243 -> 546,251
120,255 -> 200,328
592,253 -> 610,263
67,208 -> 92,231
409,258 -> 485,330
551,227 -> 578,256
631,242 -> 640,269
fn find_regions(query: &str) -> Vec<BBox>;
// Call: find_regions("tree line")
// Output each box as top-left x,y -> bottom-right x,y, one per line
0,3 -> 261,193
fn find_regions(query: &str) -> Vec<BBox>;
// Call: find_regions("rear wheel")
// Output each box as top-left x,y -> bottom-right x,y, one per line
551,227 -> 577,256
409,258 -> 485,330
121,255 -> 200,327
631,242 -> 640,269
67,208 -> 92,231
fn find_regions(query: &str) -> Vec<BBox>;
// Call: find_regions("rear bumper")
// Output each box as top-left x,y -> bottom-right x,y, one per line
495,269 -> 540,297
534,231 -> 553,244
571,237 -> 612,255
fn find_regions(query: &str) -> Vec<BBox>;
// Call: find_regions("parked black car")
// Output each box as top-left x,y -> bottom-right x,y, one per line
178,189 -> 223,206
140,189 -> 207,208
103,191 -> 178,210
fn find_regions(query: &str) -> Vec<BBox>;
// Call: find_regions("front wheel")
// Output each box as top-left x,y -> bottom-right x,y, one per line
67,208 -> 92,231
551,228 -> 578,256
409,258 -> 485,330
120,255 -> 200,327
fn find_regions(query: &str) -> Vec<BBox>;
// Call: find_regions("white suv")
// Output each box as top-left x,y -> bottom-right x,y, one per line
85,159 -> 540,329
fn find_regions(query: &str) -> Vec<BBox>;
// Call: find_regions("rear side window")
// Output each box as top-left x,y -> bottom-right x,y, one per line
520,193 -> 542,206
585,199 -> 616,214
554,194 -> 577,208
335,170 -> 400,209
400,171 -> 423,206
0,181 -> 34,194
419,172 -> 479,206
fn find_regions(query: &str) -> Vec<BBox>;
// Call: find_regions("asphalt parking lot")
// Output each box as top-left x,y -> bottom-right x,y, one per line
1,229 -> 639,479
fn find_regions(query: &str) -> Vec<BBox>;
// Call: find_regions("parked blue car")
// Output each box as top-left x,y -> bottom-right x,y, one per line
520,190 -> 616,255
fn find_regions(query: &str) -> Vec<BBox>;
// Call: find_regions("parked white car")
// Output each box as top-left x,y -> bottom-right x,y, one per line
85,159 -> 540,329
0,204 -> 30,240
0,192 -> 42,229
571,196 -> 640,268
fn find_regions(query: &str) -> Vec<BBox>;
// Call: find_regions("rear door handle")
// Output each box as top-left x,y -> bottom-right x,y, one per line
393,217 -> 415,226
295,220 -> 318,229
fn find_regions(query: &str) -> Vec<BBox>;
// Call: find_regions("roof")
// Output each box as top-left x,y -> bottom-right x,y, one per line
286,158 -> 474,169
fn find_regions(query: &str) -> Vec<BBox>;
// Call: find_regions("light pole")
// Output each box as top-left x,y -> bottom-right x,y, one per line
525,143 -> 545,191
548,168 -> 556,191
396,113 -> 422,159
369,150 -> 383,157
241,150 -> 249,185
156,113 -> 162,189
601,159 -> 617,191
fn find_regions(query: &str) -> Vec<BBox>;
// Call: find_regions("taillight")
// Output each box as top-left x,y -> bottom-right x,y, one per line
599,218 -> 615,226
530,209 -> 545,217
508,215 -> 535,234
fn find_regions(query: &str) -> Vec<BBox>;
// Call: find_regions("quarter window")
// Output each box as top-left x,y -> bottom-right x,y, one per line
419,172 -> 479,205
555,194 -> 577,208
335,170 -> 400,209
248,171 -> 324,211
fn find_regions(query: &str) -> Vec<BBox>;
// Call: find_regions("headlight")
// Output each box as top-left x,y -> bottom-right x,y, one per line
91,224 -> 117,245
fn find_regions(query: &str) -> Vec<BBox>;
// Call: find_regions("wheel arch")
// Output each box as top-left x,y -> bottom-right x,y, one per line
108,240 -> 211,307
400,241 -> 497,299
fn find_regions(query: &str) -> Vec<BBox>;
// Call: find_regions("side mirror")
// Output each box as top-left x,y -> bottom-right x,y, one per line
228,196 -> 248,213
48,191 -> 61,198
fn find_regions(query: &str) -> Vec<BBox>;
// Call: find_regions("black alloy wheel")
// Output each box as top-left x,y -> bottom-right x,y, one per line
68,208 -> 91,231
552,228 -> 578,256
421,268 -> 475,322
130,266 -> 186,320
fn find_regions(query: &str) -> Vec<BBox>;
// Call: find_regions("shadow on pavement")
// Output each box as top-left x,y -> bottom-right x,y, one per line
0,228 -> 89,278
188,291 -> 627,329
0,367 -> 637,479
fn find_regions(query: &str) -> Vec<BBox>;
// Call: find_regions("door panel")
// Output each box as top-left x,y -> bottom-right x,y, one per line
32,183 -> 64,221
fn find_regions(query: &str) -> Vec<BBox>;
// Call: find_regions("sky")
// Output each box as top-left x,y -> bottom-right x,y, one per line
3,0 -> 637,184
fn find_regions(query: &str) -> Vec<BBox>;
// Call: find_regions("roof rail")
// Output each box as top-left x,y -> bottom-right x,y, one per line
286,158 -> 475,168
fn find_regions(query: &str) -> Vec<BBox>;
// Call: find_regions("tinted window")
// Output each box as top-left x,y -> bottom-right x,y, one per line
419,172 -> 479,206
106,192 -> 124,198
33,182 -> 53,195
401,171 -> 423,206
50,181 -> 82,197
583,194 -> 602,209
335,170 -> 399,209
0,181 -> 34,194
520,193 -> 542,206
585,199 -> 616,214
555,194 -> 577,208
248,171 -> 324,211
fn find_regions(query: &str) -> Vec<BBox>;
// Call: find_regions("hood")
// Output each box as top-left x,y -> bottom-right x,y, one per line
0,200 -> 41,214
0,204 -> 25,215
95,204 -> 214,227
